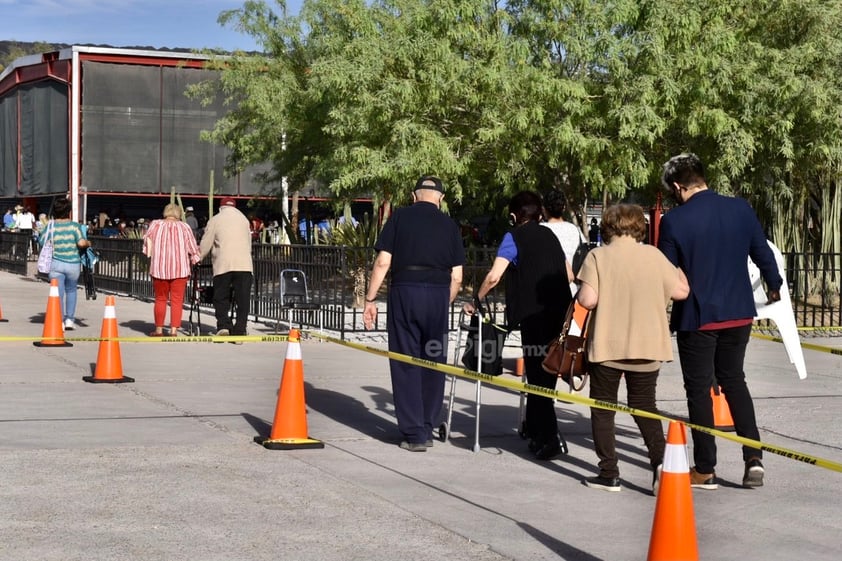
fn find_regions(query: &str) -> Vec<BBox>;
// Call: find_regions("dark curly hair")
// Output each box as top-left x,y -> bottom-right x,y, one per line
543,189 -> 566,219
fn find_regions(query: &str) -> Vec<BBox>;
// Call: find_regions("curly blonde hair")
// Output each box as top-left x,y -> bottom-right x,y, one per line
162,203 -> 182,220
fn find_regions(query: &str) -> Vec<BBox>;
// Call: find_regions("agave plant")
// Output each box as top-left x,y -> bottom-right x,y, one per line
330,213 -> 380,308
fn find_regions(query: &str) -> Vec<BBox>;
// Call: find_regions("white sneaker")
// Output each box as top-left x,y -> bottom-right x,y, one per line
64,319 -> 76,330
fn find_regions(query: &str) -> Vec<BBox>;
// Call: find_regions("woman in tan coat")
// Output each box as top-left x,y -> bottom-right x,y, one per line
576,204 -> 689,493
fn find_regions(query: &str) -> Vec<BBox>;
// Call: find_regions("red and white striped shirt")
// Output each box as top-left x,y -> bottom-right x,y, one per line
143,219 -> 201,279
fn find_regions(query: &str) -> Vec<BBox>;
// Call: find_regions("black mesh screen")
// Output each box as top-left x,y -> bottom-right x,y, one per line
82,61 -> 268,196
161,66 -> 234,194
19,82 -> 69,195
82,62 -> 161,192
0,91 -> 16,197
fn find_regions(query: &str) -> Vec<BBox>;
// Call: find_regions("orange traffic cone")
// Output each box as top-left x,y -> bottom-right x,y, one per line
514,356 -> 524,377
254,328 -> 323,450
33,279 -> 72,347
648,421 -> 698,561
83,295 -> 134,383
0,295 -> 7,322
711,385 -> 735,431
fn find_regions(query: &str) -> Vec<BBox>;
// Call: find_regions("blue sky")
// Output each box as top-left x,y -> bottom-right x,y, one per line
0,0 -> 303,52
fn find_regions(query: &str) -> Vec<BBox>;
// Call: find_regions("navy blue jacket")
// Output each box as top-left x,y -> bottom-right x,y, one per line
658,189 -> 782,331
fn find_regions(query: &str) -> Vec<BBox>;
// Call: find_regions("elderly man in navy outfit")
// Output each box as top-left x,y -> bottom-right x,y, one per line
658,153 -> 782,489
364,176 -> 465,451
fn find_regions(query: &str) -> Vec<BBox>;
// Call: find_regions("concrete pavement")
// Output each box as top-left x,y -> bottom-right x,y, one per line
0,269 -> 841,561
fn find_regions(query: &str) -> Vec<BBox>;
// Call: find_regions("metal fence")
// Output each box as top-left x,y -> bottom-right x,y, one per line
0,231 -> 31,276
2,233 -> 839,336
87,238 -> 502,337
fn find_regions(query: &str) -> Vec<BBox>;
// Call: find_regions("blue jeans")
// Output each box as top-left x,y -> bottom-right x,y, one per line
49,259 -> 81,322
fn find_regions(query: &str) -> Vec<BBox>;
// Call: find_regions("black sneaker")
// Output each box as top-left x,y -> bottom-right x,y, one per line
584,476 -> 621,492
425,439 -> 434,448
652,464 -> 663,496
743,458 -> 764,487
527,438 -> 544,453
535,440 -> 563,461
399,441 -> 427,452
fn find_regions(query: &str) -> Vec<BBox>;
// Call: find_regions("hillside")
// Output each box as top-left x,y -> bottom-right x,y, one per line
1,40 -> 197,71
1,40 -> 195,54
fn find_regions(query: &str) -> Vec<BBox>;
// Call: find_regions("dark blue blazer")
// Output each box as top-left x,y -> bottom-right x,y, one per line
658,190 -> 783,331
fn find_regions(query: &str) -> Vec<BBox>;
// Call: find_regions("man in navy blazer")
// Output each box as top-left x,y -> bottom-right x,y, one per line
658,153 -> 782,490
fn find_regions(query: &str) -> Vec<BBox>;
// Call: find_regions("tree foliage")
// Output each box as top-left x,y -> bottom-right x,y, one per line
200,0 -> 842,255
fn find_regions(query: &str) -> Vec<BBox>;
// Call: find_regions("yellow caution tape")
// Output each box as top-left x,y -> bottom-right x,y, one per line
751,332 -> 842,356
1,335 -> 289,343
307,330 -> 842,474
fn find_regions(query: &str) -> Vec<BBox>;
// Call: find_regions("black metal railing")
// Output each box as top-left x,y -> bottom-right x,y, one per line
0,231 -> 32,276
1,234 -> 839,336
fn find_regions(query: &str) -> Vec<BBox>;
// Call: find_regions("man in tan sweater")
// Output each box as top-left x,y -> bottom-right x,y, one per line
199,197 -> 253,338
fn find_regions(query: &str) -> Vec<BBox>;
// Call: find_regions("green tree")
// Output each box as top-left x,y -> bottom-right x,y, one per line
201,0 -> 842,266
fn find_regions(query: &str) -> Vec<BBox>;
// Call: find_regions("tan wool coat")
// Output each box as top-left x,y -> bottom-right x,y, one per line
199,206 -> 254,275
577,237 -> 680,364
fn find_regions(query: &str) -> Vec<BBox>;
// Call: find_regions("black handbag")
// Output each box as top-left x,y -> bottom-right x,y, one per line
571,241 -> 593,275
461,298 -> 508,376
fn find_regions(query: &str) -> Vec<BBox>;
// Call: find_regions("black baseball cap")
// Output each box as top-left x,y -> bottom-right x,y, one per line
414,175 -> 443,193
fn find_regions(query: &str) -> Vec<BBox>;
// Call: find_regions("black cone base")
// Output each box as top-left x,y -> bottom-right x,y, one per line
253,435 -> 324,450
83,375 -> 135,384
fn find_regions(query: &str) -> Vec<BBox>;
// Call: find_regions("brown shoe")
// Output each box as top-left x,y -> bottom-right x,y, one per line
690,467 -> 718,490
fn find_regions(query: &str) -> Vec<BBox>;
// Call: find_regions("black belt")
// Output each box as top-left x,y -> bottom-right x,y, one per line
398,265 -> 448,272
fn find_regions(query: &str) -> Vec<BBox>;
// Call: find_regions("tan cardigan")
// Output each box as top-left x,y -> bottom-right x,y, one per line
199,206 -> 254,275
577,237 -> 680,364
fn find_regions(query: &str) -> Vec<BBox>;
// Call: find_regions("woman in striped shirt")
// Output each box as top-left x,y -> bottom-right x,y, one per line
39,197 -> 90,330
142,204 -> 201,336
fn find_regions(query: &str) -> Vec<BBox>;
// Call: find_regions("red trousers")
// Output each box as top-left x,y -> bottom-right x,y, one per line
152,277 -> 188,329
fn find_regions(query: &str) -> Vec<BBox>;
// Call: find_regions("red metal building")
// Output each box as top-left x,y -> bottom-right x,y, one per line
0,46 -> 269,221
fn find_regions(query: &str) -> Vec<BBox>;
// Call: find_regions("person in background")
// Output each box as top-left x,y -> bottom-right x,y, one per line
588,217 -> 601,246
185,206 -> 200,240
199,197 -> 254,339
142,204 -> 201,337
338,214 -> 359,227
576,204 -> 689,493
658,152 -> 782,489
542,189 -> 584,294
363,176 -> 465,452
39,197 -> 90,330
33,213 -> 48,252
3,208 -> 14,230
14,205 -> 36,257
466,190 -> 572,460
249,214 -> 264,242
